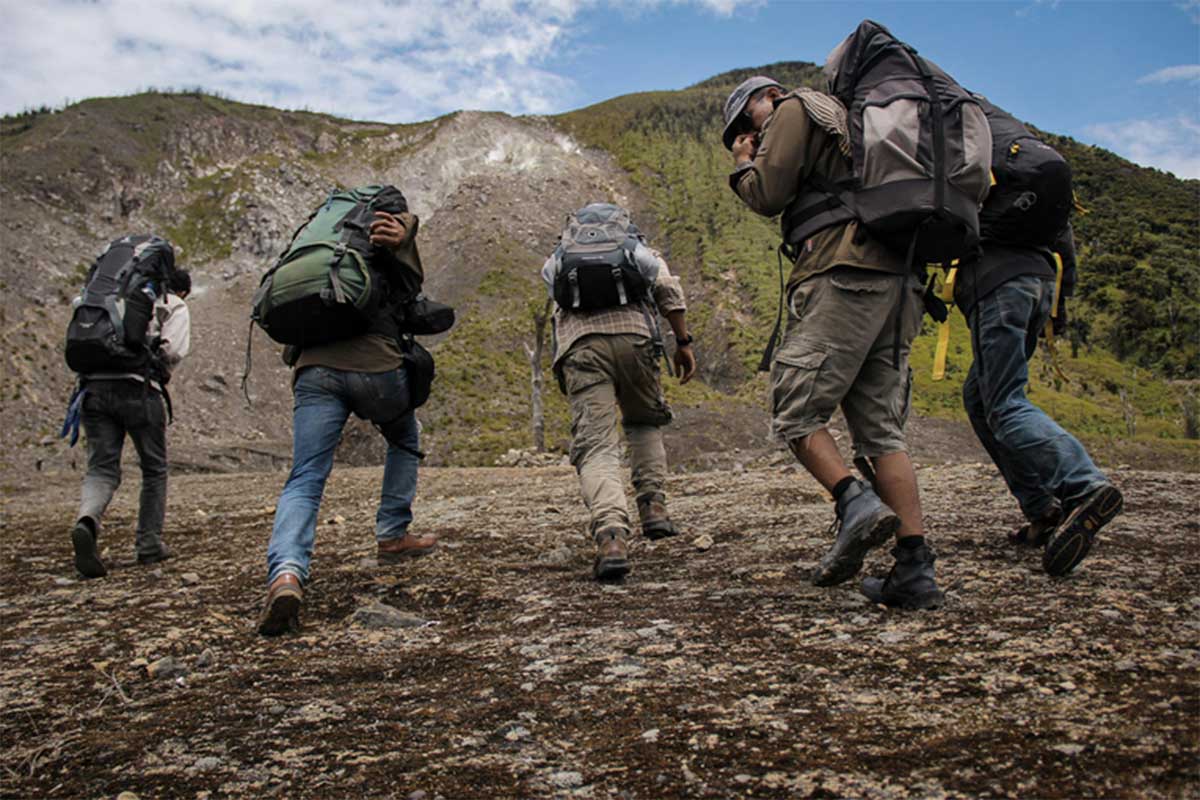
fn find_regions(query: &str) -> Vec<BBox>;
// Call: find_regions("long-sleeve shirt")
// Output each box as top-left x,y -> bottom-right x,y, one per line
542,243 -> 687,366
729,91 -> 906,289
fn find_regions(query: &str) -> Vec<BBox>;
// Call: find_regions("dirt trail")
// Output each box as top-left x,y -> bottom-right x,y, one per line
1,465 -> 1197,799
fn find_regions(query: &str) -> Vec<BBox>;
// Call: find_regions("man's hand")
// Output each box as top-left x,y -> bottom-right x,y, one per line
369,211 -> 408,249
732,132 -> 759,165
1052,298 -> 1068,336
674,344 -> 697,384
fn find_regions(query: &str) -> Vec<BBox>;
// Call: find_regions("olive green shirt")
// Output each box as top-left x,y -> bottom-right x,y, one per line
294,211 -> 423,375
730,92 -> 905,289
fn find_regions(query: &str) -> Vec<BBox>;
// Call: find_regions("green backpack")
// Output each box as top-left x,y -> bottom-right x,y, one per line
251,185 -> 417,347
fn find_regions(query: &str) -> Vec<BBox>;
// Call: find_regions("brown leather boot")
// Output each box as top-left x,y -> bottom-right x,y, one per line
377,532 -> 438,564
637,492 -> 678,540
593,527 -> 631,581
258,573 -> 302,636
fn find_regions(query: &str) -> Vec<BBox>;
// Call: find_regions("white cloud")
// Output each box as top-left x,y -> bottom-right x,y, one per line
1138,65 -> 1200,84
0,0 -> 755,122
1083,115 -> 1200,179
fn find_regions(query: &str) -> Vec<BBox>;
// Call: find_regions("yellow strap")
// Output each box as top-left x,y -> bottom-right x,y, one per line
931,268 -> 958,382
1043,253 -> 1070,383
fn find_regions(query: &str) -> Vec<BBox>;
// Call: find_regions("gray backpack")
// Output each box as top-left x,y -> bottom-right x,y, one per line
552,203 -> 652,311
783,19 -> 993,268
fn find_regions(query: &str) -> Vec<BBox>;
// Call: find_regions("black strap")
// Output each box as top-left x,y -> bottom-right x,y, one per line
893,229 -> 921,370
757,245 -> 788,372
240,318 -> 255,406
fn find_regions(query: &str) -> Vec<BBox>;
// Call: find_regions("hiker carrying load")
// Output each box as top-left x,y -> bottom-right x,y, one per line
252,185 -> 454,636
62,235 -> 191,579
722,19 -> 994,609
955,95 -> 1123,576
542,202 -> 696,582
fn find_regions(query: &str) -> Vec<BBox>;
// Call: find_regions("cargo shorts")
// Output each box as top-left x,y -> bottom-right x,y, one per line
770,266 -> 925,458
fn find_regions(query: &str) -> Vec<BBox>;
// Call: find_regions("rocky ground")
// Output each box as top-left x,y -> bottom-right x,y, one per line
1,462 -> 1197,799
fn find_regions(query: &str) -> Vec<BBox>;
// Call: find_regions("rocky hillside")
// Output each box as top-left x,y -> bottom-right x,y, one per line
1,68 -> 1197,483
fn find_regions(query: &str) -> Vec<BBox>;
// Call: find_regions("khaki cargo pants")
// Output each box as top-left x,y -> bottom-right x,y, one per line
558,333 -> 673,535
771,267 -> 925,457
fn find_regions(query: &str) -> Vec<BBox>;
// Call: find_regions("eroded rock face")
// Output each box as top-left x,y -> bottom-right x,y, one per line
0,97 -> 648,484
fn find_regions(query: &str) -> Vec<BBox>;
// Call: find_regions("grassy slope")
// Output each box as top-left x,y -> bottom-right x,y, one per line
555,63 -> 1199,464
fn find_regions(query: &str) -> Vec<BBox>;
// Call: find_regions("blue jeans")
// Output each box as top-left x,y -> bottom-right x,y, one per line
266,365 -> 420,585
962,274 -> 1109,521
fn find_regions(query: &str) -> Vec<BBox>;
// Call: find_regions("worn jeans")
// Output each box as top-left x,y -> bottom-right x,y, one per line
962,274 -> 1109,521
266,365 -> 420,585
78,380 -> 169,558
559,334 -> 673,535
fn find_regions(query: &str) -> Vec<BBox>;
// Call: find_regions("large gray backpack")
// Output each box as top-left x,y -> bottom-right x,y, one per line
783,19 -> 993,268
552,203 -> 652,311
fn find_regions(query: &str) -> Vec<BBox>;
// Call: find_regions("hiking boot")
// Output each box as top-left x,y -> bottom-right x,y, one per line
637,492 -> 678,540
861,543 -> 944,610
137,541 -> 173,565
1043,484 -> 1124,577
593,527 -> 631,582
1008,507 -> 1063,548
258,573 -> 303,636
811,480 -> 899,587
71,518 -> 106,579
377,532 -> 438,564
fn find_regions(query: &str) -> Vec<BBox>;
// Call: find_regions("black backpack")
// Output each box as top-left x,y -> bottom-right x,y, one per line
65,235 -> 175,375
783,20 -> 993,267
974,95 -> 1073,249
552,203 -> 650,311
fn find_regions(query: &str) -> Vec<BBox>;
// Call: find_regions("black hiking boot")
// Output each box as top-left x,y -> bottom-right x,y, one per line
71,517 -> 107,579
861,543 -> 944,610
1008,506 -> 1062,548
138,541 -> 173,565
811,480 -> 899,587
593,527 -> 631,582
637,492 -> 679,540
1043,484 -> 1124,577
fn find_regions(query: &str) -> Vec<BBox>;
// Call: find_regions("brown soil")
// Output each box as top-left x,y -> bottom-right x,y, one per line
1,464 -> 1197,799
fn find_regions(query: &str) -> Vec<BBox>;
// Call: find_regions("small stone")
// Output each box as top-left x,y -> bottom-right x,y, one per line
195,648 -> 215,669
1052,743 -> 1084,756
53,577 -> 75,586
146,656 -> 189,679
409,791 -> 428,800
349,602 -> 428,630
734,774 -> 753,784
549,771 -> 583,788
180,573 -> 201,585
538,546 -> 574,567
641,728 -> 660,742
191,756 -> 223,771
692,534 -> 714,551
328,515 -> 346,525
117,793 -> 140,800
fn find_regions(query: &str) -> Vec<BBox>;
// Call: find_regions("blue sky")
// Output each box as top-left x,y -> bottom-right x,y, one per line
2,0 -> 1197,177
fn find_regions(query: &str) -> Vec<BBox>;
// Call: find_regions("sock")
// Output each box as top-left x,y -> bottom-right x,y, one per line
831,476 -> 857,503
898,535 -> 926,550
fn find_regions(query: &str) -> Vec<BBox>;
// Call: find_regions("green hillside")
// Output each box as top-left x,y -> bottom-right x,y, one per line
556,61 -> 1200,461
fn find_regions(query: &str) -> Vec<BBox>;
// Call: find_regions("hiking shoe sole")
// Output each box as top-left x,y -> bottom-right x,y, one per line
1043,485 -> 1124,577
258,591 -> 302,636
72,523 -> 107,579
593,556 -> 631,582
641,521 -> 679,541
377,546 -> 437,564
812,512 -> 899,587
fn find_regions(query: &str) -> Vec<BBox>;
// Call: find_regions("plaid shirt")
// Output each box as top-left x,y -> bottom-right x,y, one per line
544,248 -> 687,366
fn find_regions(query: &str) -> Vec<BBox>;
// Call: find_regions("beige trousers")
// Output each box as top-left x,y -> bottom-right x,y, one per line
559,334 -> 673,534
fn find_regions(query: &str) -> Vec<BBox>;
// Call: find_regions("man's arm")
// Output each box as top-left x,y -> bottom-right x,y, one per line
639,248 -> 696,383
540,254 -> 559,300
157,299 -> 191,364
370,211 -> 424,280
729,97 -> 812,217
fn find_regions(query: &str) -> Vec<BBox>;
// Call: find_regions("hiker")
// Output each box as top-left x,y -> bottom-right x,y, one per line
257,187 -> 453,636
722,73 -> 950,609
64,235 -> 191,579
542,202 -> 696,581
958,96 -> 1123,576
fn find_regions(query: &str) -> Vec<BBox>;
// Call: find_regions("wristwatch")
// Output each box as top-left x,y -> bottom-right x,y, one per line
675,333 -> 695,347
